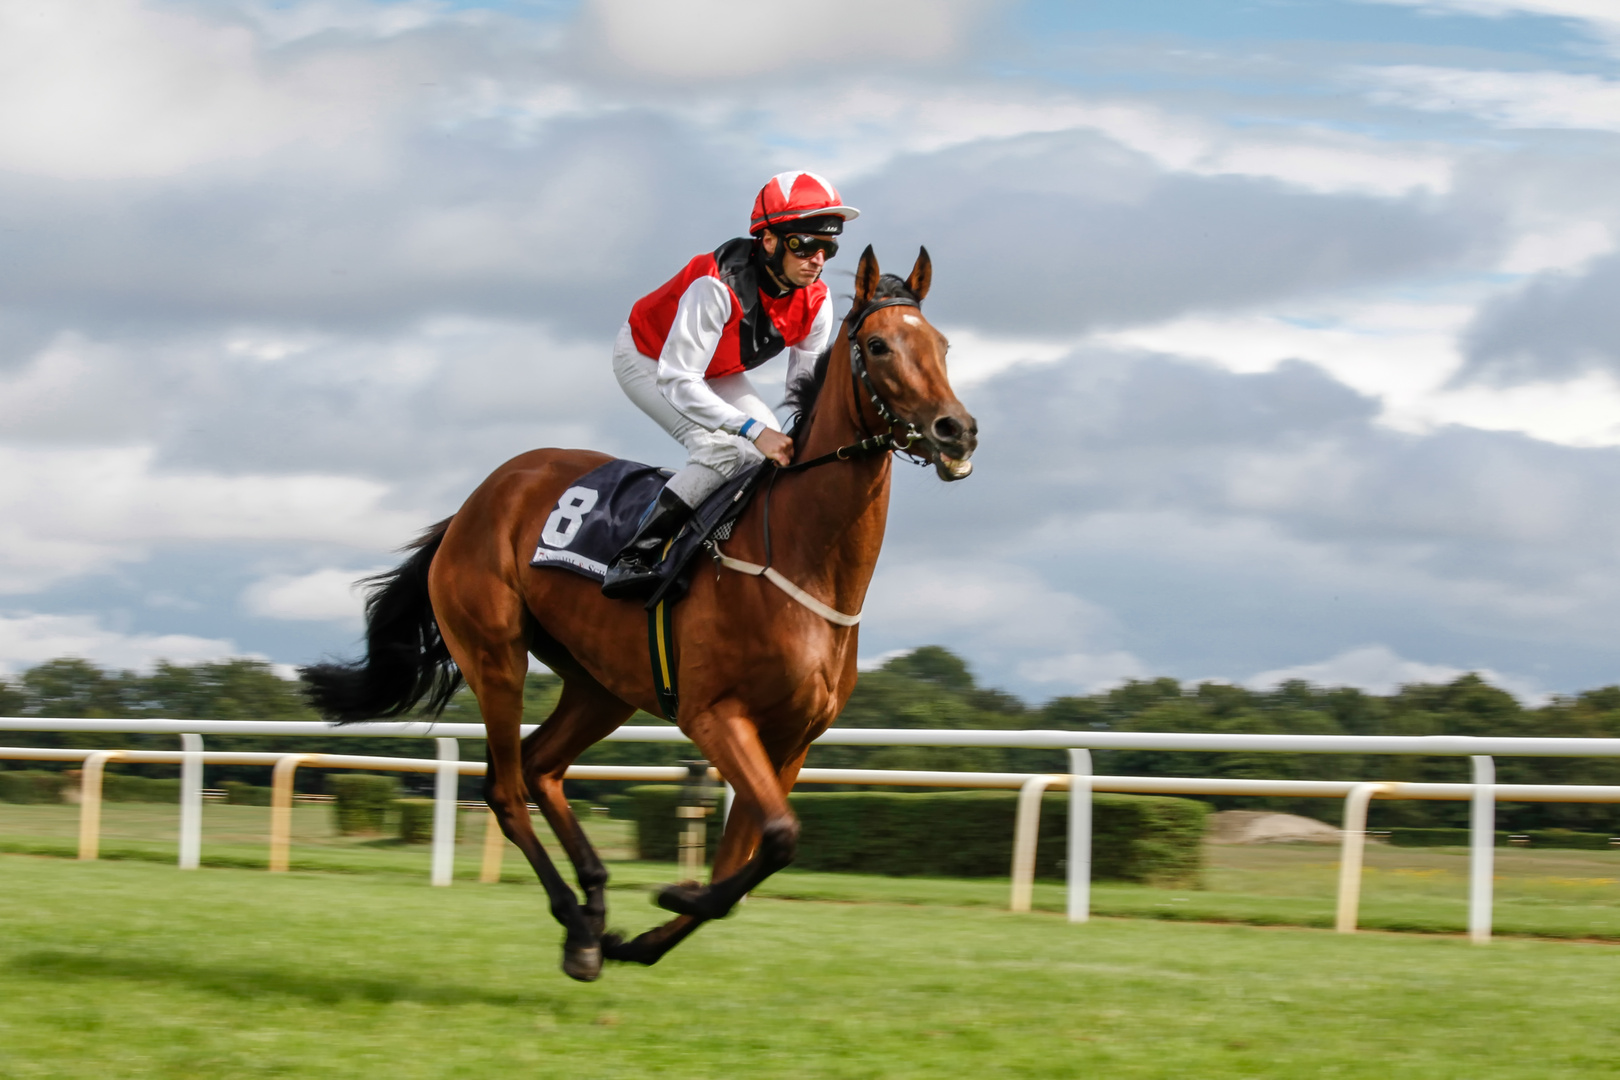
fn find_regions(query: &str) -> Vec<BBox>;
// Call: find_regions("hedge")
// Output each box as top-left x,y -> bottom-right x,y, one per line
0,770 -> 64,804
1386,827 -> 1619,850
102,775 -> 180,803
330,774 -> 400,835
625,786 -> 1207,886
397,798 -> 450,844
223,781 -> 273,806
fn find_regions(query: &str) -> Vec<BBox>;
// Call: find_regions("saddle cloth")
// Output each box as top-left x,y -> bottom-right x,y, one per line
529,458 -> 766,607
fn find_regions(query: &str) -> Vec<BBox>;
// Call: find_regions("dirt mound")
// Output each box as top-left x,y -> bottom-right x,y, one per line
1206,810 -> 1342,845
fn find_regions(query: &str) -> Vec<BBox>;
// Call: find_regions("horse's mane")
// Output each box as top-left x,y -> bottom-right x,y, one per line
782,273 -> 918,438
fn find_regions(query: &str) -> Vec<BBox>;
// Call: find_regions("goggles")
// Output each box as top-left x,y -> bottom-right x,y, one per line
782,233 -> 839,260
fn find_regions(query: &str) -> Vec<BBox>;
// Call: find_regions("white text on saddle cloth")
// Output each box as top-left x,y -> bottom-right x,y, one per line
540,487 -> 599,549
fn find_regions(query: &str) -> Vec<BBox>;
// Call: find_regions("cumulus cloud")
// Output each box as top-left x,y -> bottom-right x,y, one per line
0,611 -> 239,676
0,445 -> 419,592
578,0 -> 992,80
1245,643 -> 1544,703
242,566 -> 385,624
1460,254 -> 1620,384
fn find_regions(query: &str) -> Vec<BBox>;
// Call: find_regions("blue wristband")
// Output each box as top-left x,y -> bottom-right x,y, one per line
739,418 -> 760,441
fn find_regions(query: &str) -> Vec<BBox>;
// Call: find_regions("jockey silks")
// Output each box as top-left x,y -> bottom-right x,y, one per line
629,238 -> 831,380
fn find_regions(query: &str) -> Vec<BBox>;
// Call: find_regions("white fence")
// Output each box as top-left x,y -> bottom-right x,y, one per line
8,718 -> 1620,943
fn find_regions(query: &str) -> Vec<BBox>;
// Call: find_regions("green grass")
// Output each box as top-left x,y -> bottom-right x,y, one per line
8,802 -> 1620,939
6,856 -> 1620,1078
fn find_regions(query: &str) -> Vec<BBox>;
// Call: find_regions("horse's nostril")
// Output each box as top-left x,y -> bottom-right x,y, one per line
933,416 -> 964,442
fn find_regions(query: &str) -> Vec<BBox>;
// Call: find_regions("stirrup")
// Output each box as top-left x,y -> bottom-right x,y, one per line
601,556 -> 661,600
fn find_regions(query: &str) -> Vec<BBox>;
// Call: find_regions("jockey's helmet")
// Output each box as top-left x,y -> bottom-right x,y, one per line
749,171 -> 860,236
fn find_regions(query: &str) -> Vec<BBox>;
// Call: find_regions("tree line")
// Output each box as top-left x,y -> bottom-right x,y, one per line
5,649 -> 1620,830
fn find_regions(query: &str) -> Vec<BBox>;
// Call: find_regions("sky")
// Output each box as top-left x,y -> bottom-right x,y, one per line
3,0 -> 1620,704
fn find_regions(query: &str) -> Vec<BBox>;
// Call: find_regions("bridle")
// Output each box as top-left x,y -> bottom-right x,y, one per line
776,295 -> 930,474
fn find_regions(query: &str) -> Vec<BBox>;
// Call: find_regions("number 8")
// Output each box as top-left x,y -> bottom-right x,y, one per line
540,487 -> 599,549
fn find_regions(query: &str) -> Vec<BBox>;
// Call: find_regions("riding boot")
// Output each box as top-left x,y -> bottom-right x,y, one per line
601,487 -> 694,600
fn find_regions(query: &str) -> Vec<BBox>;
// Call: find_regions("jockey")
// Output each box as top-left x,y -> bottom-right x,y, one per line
601,170 -> 859,599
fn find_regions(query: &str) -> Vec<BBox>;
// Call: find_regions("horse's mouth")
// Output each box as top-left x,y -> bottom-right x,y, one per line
934,452 -> 974,482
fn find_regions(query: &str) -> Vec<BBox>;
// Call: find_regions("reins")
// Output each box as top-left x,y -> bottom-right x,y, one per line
709,294 -> 926,626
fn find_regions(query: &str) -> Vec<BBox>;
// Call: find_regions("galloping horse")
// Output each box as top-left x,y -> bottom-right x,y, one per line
303,246 -> 977,981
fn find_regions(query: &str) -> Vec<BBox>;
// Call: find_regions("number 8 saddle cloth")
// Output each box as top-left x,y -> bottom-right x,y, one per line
528,457 -> 766,609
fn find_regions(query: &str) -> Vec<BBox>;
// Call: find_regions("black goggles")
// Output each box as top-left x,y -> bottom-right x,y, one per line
781,233 -> 839,260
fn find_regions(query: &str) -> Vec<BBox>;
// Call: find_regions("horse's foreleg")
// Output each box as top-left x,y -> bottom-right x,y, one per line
603,743 -> 806,968
655,723 -> 805,921
522,678 -> 634,941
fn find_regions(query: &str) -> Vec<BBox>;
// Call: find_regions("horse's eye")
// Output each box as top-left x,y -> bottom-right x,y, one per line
866,337 -> 890,356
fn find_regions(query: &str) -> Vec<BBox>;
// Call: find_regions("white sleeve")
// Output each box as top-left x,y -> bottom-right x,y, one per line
784,298 -> 835,394
655,276 -> 752,435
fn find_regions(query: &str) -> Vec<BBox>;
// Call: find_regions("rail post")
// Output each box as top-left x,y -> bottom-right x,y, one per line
178,733 -> 203,870
77,750 -> 124,861
479,809 -> 504,883
269,754 -> 313,873
432,738 -> 458,887
1010,775 -> 1056,912
1067,748 -> 1092,923
1470,755 -> 1496,944
1334,782 -> 1389,932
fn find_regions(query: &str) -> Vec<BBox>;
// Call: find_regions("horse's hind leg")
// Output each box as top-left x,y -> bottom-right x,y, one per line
435,595 -> 602,981
521,677 -> 635,940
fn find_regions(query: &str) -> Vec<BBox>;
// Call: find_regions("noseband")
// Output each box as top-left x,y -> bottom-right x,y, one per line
846,296 -> 924,451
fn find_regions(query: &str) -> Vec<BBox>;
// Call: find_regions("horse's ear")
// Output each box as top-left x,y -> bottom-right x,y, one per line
853,245 -> 880,306
905,246 -> 931,303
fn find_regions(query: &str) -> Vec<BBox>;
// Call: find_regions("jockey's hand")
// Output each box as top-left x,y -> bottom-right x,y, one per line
755,428 -> 795,467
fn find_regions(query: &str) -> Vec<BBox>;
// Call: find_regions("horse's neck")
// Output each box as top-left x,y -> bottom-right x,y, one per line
769,339 -> 892,607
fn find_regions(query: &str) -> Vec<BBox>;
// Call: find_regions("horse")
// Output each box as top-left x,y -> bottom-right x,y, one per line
302,245 -> 977,981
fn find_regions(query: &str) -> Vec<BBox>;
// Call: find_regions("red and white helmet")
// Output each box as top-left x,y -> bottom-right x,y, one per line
749,171 -> 860,235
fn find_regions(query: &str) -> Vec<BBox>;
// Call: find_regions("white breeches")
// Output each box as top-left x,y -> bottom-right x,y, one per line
612,322 -> 780,508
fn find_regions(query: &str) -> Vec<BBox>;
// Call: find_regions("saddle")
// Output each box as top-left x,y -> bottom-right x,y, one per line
529,459 -> 770,720
529,458 -> 767,605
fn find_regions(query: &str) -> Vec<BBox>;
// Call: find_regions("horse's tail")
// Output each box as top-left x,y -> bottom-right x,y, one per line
300,516 -> 464,723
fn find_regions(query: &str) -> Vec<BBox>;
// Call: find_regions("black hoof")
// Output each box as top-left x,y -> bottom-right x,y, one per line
601,931 -> 659,967
562,943 -> 603,982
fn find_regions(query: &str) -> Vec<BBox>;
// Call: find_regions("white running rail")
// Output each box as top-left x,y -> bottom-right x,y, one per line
9,719 -> 1620,942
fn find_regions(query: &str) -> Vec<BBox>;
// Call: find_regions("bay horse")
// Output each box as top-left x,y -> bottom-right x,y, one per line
303,246 -> 977,981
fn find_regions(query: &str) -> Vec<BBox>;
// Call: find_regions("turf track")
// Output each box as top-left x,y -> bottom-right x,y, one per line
4,855 -> 1620,1078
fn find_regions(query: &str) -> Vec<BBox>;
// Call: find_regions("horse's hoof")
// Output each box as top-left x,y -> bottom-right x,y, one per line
562,944 -> 603,983
601,931 -> 657,967
656,882 -> 706,918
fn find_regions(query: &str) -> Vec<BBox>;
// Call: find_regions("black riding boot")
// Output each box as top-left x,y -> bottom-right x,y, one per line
601,487 -> 693,600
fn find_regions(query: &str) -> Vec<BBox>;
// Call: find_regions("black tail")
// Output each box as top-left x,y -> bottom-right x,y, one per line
300,517 -> 464,722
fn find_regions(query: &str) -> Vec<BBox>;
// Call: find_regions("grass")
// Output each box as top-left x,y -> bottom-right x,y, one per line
7,802 -> 1620,939
6,856 -> 1620,1078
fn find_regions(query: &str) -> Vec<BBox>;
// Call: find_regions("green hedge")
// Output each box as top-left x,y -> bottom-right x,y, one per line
330,774 -> 400,835
0,770 -> 65,804
102,775 -> 180,803
223,781 -> 273,806
626,786 -> 1207,886
396,798 -> 435,844
1386,827 -> 1618,850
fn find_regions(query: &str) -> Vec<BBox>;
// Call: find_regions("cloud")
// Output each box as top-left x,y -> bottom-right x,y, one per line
859,131 -> 1489,336
578,0 -> 992,80
1245,643 -> 1544,703
0,611 -> 239,676
0,0 -> 409,180
858,560 -> 1149,696
0,445 -> 419,593
1364,66 -> 1620,132
241,566 -> 386,624
1460,254 -> 1620,384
